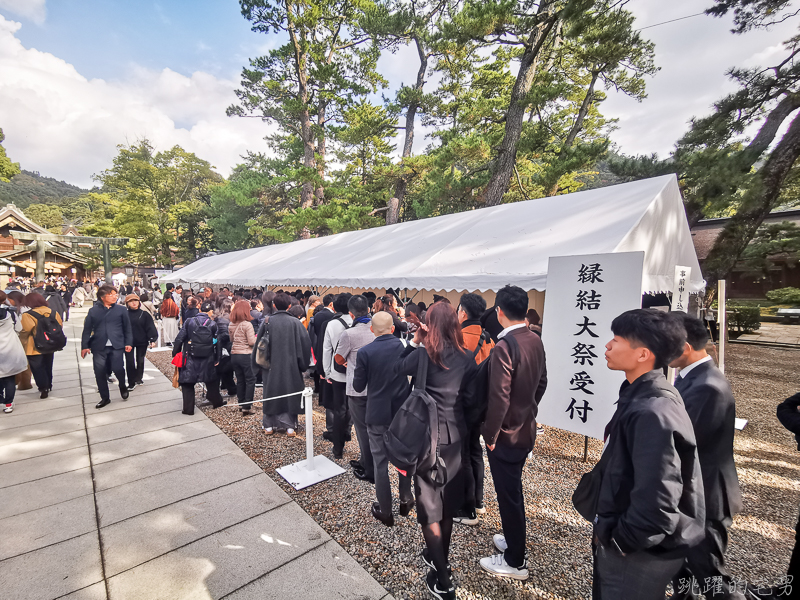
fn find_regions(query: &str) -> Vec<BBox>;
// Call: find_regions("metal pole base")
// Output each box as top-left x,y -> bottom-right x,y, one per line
276,455 -> 345,490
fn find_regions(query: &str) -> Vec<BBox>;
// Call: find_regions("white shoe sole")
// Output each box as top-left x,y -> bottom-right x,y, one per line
493,536 -> 508,553
479,561 -> 529,581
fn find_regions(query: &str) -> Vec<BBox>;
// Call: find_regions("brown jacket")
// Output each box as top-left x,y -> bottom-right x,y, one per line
461,322 -> 494,364
229,320 -> 257,354
20,306 -> 63,356
481,326 -> 547,450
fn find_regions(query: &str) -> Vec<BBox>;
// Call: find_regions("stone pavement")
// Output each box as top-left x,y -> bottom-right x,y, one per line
735,322 -> 800,346
0,307 -> 391,600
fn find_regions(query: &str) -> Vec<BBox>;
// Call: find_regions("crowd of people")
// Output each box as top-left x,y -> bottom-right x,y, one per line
0,275 -> 796,600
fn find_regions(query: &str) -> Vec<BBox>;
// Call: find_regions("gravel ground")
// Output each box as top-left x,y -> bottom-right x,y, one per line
147,344 -> 800,599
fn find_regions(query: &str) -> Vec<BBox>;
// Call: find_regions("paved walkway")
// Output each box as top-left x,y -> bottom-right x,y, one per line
735,321 -> 800,346
0,307 -> 391,600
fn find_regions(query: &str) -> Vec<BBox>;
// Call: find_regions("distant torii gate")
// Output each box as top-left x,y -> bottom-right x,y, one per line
10,232 -> 129,284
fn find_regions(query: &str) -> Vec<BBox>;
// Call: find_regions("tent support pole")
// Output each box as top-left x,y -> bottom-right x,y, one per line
583,436 -> 589,463
718,280 -> 727,375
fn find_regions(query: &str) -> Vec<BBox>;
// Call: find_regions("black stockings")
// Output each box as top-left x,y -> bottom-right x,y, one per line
421,518 -> 454,587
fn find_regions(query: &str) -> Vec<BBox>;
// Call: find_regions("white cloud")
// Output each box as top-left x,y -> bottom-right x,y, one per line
0,15 -> 274,188
0,0 -> 46,24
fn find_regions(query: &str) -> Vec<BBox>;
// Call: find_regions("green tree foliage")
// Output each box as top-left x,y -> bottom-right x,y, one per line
97,140 -> 221,266
766,286 -> 800,304
0,128 -> 21,183
23,203 -> 64,233
229,0 -> 385,237
609,2 -> 800,296
0,170 -> 88,209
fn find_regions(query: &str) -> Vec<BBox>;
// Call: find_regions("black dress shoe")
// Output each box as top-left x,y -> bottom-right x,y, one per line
322,431 -> 333,441
120,388 -> 129,400
354,470 -> 375,484
96,399 -> 111,409
181,410 -> 194,415
40,390 -> 49,399
127,383 -> 136,391
399,500 -> 415,517
332,448 -> 343,460
371,502 -> 394,527
349,459 -> 362,469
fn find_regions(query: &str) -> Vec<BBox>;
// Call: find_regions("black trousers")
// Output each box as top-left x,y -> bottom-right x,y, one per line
93,347 -> 125,401
348,395 -> 372,476
125,345 -> 147,387
231,354 -> 255,408
28,353 -> 55,392
219,356 -> 236,395
181,380 -> 223,414
0,375 -> 15,405
671,517 -> 744,599
594,544 -> 684,600
788,506 -> 800,600
487,443 -> 529,568
462,427 -> 485,511
331,381 -> 350,453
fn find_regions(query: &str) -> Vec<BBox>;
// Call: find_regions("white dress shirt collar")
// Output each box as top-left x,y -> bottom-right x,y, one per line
498,323 -> 526,340
679,354 -> 713,378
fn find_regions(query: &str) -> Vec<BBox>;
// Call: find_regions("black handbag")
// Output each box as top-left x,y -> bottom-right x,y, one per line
572,422 -> 616,522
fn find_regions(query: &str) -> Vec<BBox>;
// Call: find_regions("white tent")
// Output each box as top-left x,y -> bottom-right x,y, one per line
164,174 -> 704,294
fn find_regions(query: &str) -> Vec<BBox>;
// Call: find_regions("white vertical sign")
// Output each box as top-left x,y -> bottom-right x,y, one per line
671,266 -> 691,313
537,252 -> 644,440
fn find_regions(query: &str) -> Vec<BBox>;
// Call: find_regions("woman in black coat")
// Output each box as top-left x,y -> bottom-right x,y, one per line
173,302 -> 223,414
394,302 -> 476,599
215,298 -> 236,397
124,294 -> 158,389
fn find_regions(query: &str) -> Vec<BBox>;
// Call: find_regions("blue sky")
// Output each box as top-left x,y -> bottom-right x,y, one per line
0,0 -> 796,188
12,0 -> 262,81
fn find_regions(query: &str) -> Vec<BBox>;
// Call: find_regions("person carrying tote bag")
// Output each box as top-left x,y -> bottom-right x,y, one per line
0,291 -> 28,413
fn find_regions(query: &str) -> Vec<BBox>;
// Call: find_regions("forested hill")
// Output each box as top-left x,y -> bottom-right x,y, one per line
0,170 -> 89,209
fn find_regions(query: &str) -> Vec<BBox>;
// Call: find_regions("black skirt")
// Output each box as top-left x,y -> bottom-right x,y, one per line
414,440 -> 464,524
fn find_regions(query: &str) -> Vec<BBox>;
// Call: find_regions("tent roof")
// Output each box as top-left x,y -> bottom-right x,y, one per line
164,174 -> 704,294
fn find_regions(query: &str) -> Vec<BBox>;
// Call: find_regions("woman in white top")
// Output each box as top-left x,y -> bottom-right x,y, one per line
0,291 -> 28,413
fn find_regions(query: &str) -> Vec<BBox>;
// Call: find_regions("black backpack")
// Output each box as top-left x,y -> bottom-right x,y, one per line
460,333 -> 520,430
28,309 -> 67,353
187,316 -> 215,358
383,351 -> 448,485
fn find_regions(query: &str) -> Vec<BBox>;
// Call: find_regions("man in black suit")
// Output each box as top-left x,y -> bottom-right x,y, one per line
311,294 -> 337,436
669,313 -> 744,600
81,285 -> 133,409
353,311 -> 412,526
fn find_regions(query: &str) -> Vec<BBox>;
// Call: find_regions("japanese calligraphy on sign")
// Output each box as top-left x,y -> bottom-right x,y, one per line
671,265 -> 692,313
538,252 -> 644,439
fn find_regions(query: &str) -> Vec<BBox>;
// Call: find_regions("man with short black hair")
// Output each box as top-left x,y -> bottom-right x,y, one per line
81,285 -> 133,409
334,295 -> 375,480
668,313 -> 743,600
456,293 -> 494,525
323,293 -> 353,458
312,293 -> 337,436
480,285 -> 547,580
590,309 -> 705,600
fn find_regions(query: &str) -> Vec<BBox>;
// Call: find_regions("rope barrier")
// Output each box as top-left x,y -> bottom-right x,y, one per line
219,389 -> 306,408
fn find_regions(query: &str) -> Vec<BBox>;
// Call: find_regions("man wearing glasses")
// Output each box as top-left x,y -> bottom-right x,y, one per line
81,285 -> 133,408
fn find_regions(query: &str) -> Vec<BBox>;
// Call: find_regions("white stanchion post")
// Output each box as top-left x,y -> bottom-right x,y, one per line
303,387 -> 315,472
275,386 -> 345,490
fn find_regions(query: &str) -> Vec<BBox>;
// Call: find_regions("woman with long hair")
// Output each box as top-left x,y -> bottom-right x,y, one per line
394,302 -> 477,600
19,292 -> 63,398
228,300 -> 257,415
159,291 -> 180,346
215,298 -> 237,399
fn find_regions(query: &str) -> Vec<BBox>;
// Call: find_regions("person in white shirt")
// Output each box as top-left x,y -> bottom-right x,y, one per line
322,293 -> 353,459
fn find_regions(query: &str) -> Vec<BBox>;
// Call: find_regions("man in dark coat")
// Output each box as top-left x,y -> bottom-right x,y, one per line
124,293 -> 159,391
311,294 -> 336,434
81,285 -> 133,409
252,292 -> 311,434
669,313 -> 744,600
173,301 -> 223,415
45,285 -> 67,321
777,393 -> 800,598
591,309 -> 705,600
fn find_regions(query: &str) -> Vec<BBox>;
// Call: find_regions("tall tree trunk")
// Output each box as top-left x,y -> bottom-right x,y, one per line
392,36 -> 428,219
386,197 -> 399,225
703,110 -> 800,295
287,0 -> 314,238
315,101 -> 327,206
484,13 -> 558,207
545,70 -> 599,196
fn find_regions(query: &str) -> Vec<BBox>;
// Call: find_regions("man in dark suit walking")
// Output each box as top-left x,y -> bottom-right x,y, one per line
669,313 -> 744,600
81,285 -> 133,409
311,294 -> 336,436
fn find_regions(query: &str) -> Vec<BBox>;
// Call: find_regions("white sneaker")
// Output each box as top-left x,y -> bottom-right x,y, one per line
480,553 -> 528,581
475,504 -> 486,515
263,426 -> 274,435
493,534 -> 508,552
286,428 -> 296,437
3,403 -> 12,414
